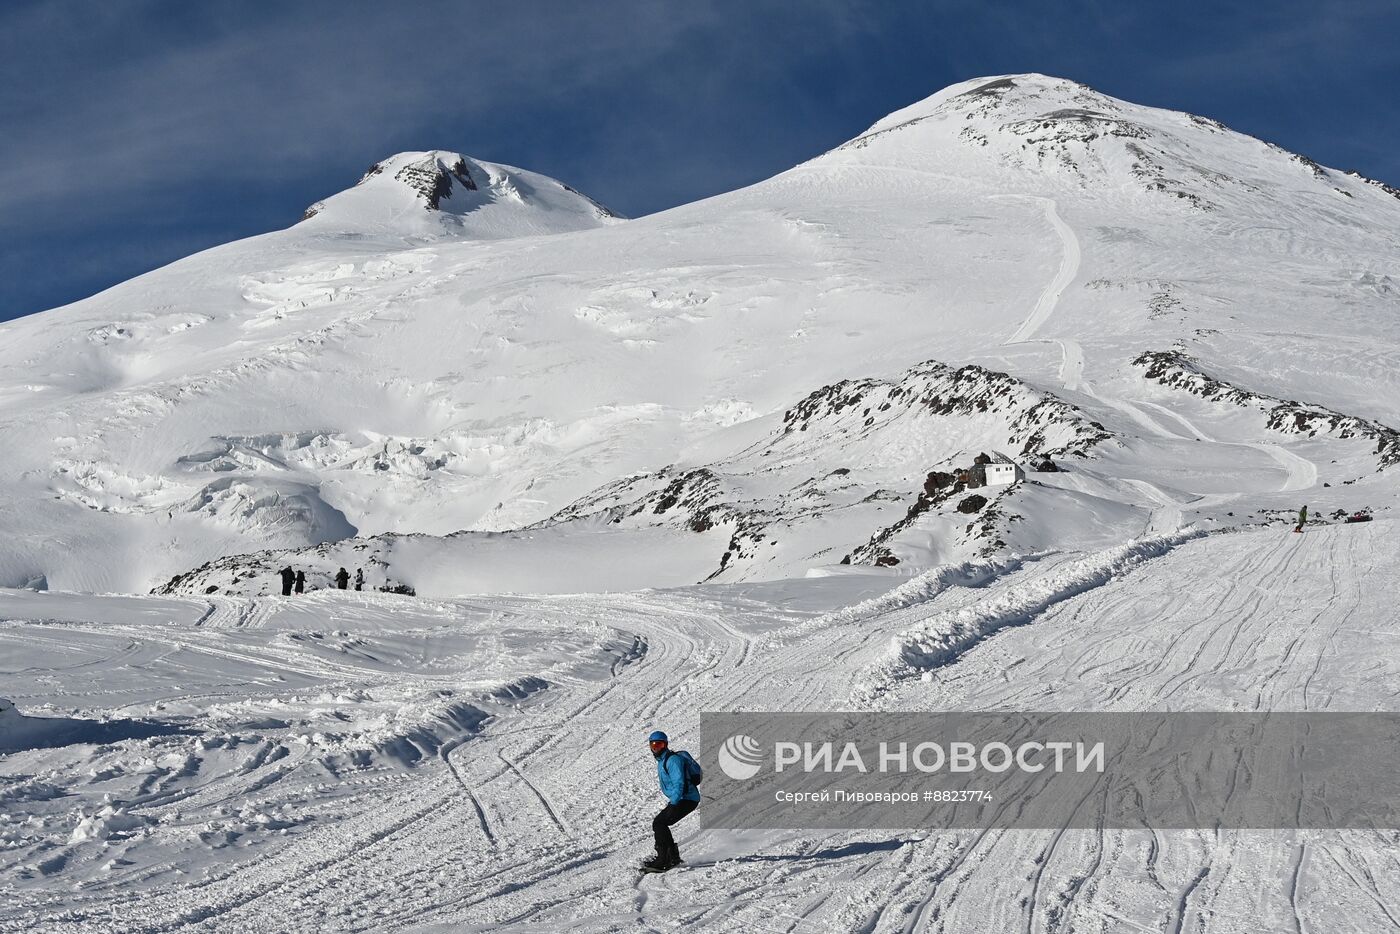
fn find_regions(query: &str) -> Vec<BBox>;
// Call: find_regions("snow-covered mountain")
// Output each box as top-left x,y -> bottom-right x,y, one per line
7,74 -> 1400,934
300,150 -> 620,239
1,74 -> 1396,595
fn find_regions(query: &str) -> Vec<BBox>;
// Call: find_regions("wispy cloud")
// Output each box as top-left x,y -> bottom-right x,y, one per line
0,1 -> 735,226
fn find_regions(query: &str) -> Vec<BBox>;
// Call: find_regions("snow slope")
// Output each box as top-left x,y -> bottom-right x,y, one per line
2,75 -> 1398,593
3,521 -> 1398,931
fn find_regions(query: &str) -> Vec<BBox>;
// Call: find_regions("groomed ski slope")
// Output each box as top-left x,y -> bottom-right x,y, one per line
4,518 -> 1398,932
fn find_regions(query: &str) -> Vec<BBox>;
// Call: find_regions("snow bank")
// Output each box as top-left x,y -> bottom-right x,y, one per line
71,806 -> 149,843
878,528 -> 1209,683
772,553 -> 1031,644
845,554 -> 1031,619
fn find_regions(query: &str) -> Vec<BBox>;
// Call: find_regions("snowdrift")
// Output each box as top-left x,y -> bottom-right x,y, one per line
872,527 -> 1210,692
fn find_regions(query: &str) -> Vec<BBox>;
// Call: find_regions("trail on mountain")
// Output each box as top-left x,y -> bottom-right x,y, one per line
1003,197 -> 1080,346
1053,336 -> 1085,392
1134,399 -> 1319,495
994,196 -> 1088,402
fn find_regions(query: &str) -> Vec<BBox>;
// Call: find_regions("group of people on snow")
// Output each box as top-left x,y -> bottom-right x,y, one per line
276,567 -> 306,596
276,566 -> 364,596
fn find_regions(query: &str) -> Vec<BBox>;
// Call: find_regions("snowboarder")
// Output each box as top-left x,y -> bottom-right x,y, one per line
1294,505 -> 1308,533
294,570 -> 305,594
335,567 -> 350,590
641,730 -> 701,873
278,567 -> 295,596
354,568 -> 364,591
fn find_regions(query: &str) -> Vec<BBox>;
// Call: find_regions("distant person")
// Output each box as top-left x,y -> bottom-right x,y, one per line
1294,505 -> 1308,533
354,569 -> 364,591
294,570 -> 306,594
640,730 -> 702,873
335,567 -> 350,590
278,567 -> 295,596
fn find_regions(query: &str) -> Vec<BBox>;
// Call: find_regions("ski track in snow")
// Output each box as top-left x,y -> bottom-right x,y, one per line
1054,337 -> 1085,393
1000,196 -> 1080,346
4,520 -> 1400,932
994,195 -> 1084,398
1132,399 -> 1319,495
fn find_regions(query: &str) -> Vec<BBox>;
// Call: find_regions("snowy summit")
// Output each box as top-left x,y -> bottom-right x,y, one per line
299,150 -> 622,240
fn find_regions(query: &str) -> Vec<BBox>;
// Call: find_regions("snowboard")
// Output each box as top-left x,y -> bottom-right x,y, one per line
638,858 -> 685,875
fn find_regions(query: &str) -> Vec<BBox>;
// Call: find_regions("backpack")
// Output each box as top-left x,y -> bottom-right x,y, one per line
672,750 -> 703,788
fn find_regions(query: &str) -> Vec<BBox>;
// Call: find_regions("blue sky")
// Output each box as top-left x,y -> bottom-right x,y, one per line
2,0 -> 1397,322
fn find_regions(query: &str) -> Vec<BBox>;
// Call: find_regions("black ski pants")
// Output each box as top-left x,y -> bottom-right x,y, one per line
652,799 -> 698,857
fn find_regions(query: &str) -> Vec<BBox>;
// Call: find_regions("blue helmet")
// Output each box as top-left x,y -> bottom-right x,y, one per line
647,730 -> 668,743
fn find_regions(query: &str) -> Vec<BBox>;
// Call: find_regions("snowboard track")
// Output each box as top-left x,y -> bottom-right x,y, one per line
5,523 -> 1397,932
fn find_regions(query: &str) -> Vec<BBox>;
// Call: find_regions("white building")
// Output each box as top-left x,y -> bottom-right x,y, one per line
984,462 -> 1017,486
981,452 -> 1023,487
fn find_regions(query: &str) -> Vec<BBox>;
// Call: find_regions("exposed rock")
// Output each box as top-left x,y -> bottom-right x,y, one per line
1004,109 -> 1149,150
1124,143 -> 1213,210
781,360 -> 1110,460
1345,170 -> 1400,201
394,155 -> 478,210
558,181 -> 621,220
957,494 -> 988,514
924,471 -> 955,494
1133,350 -> 1400,469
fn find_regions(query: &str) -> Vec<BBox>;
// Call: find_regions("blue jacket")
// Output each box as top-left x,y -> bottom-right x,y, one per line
657,750 -> 701,805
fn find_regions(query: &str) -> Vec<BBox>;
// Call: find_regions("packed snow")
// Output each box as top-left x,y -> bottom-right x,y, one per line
5,523 -> 1400,931
2,73 -> 1399,931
